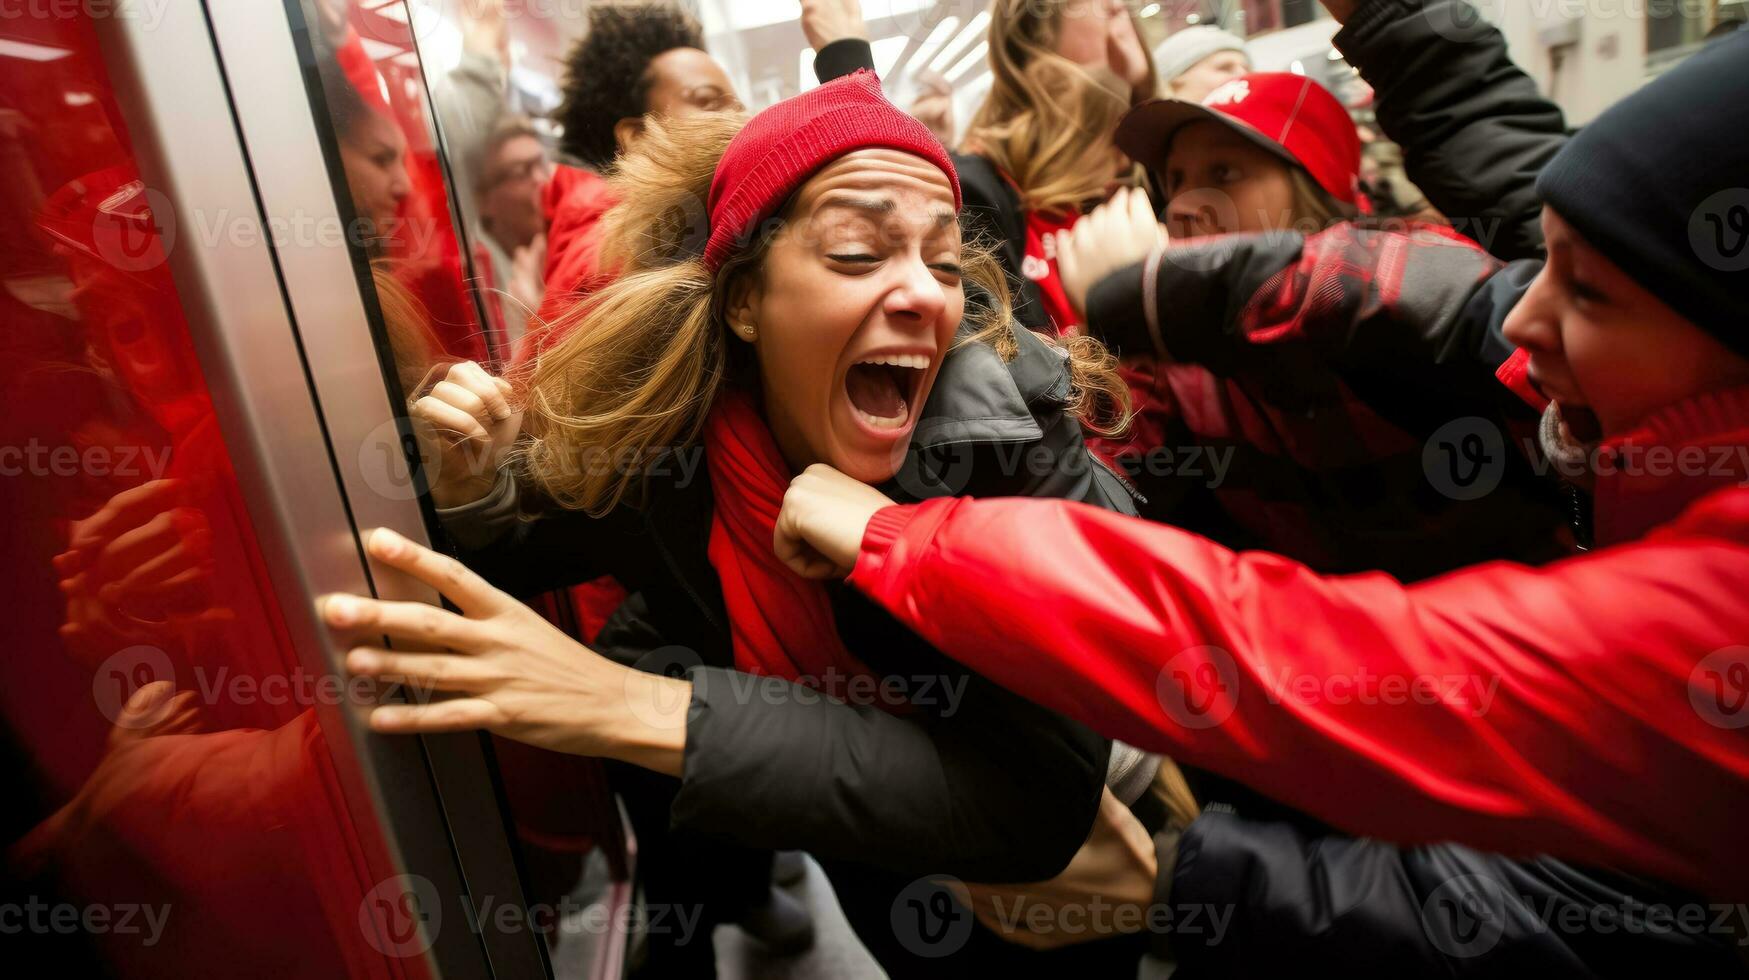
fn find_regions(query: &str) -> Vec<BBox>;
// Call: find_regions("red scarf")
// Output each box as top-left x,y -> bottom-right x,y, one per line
703,390 -> 879,685
1022,208 -> 1083,334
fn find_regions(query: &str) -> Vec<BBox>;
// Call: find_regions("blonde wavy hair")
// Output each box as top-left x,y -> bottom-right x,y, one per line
516,111 -> 1129,516
1289,169 -> 1360,229
963,0 -> 1159,216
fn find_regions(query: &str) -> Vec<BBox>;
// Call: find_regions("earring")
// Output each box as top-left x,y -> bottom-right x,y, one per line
738,323 -> 757,341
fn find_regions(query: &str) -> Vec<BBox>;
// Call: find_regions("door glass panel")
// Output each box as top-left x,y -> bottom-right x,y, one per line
0,9 -> 433,978
296,0 -> 631,963
298,0 -> 508,391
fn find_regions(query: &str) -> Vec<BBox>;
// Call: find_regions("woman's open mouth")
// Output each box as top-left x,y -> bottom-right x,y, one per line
844,353 -> 930,436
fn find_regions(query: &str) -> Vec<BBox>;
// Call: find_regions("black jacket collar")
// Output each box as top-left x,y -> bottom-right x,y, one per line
644,321 -> 1074,631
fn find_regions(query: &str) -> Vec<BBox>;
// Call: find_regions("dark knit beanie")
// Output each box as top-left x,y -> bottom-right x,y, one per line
1536,28 -> 1749,357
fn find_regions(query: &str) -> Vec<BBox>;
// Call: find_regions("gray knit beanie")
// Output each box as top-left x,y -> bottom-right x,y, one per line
1153,25 -> 1249,84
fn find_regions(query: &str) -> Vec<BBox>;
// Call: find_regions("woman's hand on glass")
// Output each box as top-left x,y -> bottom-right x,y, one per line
412,360 -> 523,510
322,528 -> 689,776
1056,186 -> 1169,319
775,464 -> 897,580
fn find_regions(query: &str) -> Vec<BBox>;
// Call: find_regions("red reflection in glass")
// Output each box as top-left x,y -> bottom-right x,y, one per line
0,10 -> 432,978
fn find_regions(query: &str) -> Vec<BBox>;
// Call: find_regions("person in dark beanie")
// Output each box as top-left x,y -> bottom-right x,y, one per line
774,30 -> 1749,961
1534,28 -> 1749,367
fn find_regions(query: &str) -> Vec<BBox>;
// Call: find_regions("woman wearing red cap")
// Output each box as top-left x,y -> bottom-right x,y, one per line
322,72 -> 1161,973
1119,70 -> 1366,239
1060,72 -> 1571,581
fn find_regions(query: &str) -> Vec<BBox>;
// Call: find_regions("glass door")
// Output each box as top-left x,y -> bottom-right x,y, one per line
0,1 -> 547,975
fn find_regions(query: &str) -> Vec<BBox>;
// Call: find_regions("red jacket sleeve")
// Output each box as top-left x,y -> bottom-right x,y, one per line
848,495 -> 1749,898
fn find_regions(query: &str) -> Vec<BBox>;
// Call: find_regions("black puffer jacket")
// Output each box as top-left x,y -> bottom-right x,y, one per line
1335,0 -> 1570,262
954,152 -> 1055,332
441,319 -> 1137,884
1166,809 -> 1746,978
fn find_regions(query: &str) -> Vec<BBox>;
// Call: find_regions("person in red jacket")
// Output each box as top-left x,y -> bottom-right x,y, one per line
772,30 -> 1749,902
520,5 -> 740,362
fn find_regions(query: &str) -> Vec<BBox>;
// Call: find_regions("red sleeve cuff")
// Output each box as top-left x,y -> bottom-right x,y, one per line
849,497 -> 967,596
850,504 -> 918,583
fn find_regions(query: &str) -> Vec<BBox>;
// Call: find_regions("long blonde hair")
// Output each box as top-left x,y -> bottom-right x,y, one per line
518,112 -> 1129,516
1289,169 -> 1360,230
963,0 -> 1158,216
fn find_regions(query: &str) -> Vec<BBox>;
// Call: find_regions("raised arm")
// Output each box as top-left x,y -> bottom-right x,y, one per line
1328,0 -> 1569,261
1083,223 -> 1534,399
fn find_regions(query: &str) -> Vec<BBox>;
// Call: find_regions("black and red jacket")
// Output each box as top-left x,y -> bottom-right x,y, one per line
1086,222 -> 1570,580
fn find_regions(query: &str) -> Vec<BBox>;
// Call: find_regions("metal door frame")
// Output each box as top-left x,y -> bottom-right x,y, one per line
90,1 -> 552,975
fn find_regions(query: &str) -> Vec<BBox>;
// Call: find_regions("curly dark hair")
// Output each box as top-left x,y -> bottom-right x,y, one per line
554,4 -> 706,169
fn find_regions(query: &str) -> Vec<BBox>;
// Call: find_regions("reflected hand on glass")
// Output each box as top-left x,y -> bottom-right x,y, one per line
460,0 -> 510,63
909,70 -> 955,145
411,360 -> 523,509
55,479 -> 219,663
323,529 -> 689,776
107,680 -> 204,753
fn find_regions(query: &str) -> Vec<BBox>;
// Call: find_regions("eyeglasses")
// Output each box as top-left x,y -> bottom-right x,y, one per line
484,153 -> 551,190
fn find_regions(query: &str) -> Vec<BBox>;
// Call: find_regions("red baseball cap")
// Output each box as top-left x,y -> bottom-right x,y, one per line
1117,72 -> 1362,206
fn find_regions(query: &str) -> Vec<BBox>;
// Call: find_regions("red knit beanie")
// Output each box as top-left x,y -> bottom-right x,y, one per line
703,70 -> 961,272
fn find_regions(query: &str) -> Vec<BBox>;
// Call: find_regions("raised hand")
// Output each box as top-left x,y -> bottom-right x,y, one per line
1056,186 -> 1169,319
800,0 -> 869,51
409,360 -> 522,509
